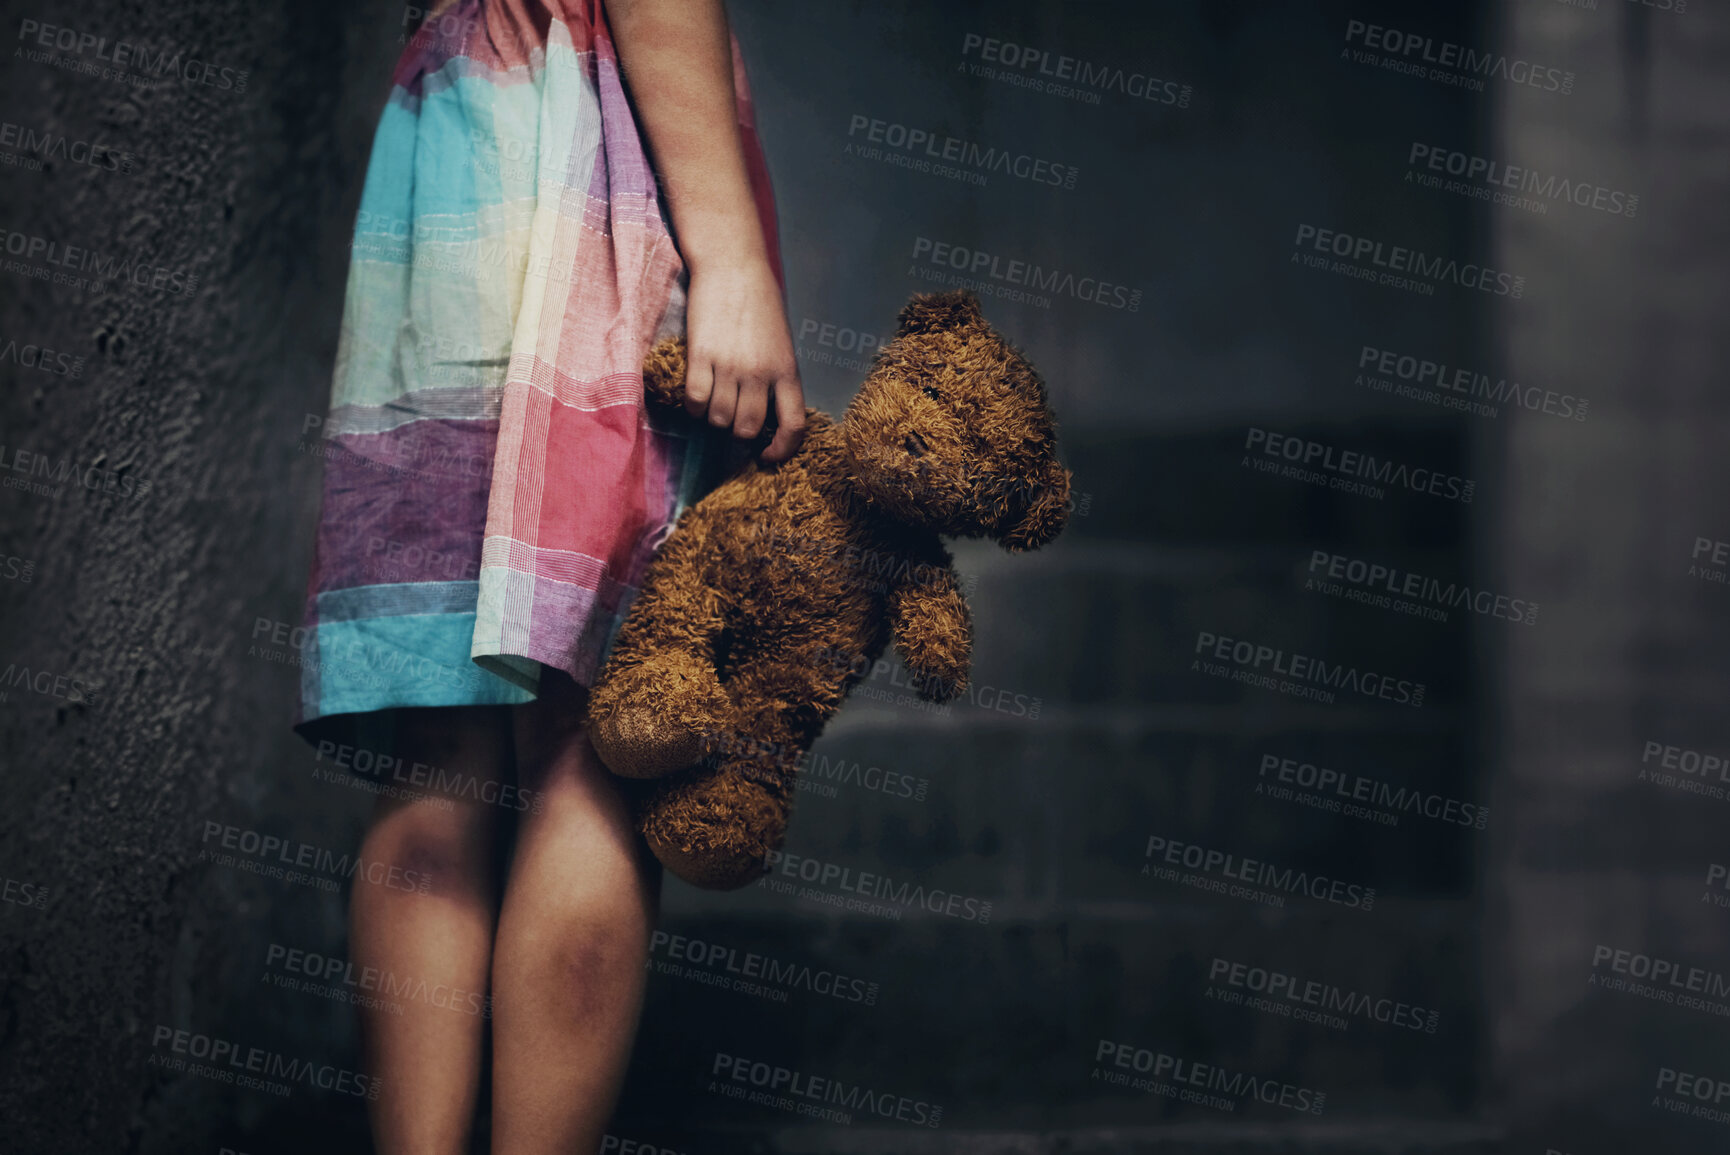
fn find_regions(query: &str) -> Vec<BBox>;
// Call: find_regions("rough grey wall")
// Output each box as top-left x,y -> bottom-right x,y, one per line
1487,3 -> 1730,1153
0,0 -> 405,1149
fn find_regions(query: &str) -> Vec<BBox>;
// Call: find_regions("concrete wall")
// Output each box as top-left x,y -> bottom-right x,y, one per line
1486,3 -> 1730,1153
0,0 -> 407,1149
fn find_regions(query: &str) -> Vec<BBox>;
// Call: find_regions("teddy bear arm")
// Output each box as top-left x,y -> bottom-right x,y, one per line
890,566 -> 972,702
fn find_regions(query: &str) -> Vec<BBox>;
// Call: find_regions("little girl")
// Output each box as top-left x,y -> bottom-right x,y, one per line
293,0 -> 801,1149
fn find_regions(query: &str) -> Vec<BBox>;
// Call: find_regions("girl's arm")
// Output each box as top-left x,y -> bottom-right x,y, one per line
606,0 -> 805,463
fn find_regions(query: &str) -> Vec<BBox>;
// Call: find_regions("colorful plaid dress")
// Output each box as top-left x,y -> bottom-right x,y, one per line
295,0 -> 782,732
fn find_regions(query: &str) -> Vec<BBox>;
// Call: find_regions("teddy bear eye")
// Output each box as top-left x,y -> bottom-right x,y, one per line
921,385 -> 942,402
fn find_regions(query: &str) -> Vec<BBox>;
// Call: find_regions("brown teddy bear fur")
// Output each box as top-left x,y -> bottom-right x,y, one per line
584,290 -> 1071,890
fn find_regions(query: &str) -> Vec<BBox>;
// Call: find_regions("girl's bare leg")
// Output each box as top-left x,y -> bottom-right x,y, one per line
491,672 -> 661,1153
348,705 -> 513,1155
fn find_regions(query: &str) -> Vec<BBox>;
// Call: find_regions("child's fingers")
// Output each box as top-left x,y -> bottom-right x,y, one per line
760,373 -> 807,463
683,355 -> 715,419
732,376 -> 769,440
705,371 -> 739,428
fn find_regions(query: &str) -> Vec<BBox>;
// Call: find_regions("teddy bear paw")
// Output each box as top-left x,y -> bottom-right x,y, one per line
905,660 -> 968,703
640,769 -> 790,891
587,656 -> 730,779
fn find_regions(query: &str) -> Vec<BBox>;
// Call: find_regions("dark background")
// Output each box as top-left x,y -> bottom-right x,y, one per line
2,0 -> 1727,1152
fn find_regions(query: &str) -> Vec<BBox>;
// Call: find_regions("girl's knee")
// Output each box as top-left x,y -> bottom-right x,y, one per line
535,914 -> 650,1025
364,797 -> 497,892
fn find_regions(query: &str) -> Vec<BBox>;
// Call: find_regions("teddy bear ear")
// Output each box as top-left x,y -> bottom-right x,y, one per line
895,290 -> 985,337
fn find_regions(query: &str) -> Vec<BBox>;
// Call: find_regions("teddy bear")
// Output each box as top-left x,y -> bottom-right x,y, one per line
584,289 -> 1071,890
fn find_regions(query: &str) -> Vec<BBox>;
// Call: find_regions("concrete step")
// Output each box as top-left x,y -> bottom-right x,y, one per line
941,558 -> 1472,713
816,538 -> 1480,717
626,903 -> 1479,1128
720,720 -> 1482,906
1050,426 -> 1472,548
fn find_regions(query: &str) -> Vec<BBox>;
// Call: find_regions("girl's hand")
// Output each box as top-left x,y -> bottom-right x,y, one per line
683,258 -> 806,463
604,0 -> 802,459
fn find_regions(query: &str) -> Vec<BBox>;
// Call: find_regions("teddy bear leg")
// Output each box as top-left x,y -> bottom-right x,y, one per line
586,650 -> 733,779
638,759 -> 791,891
